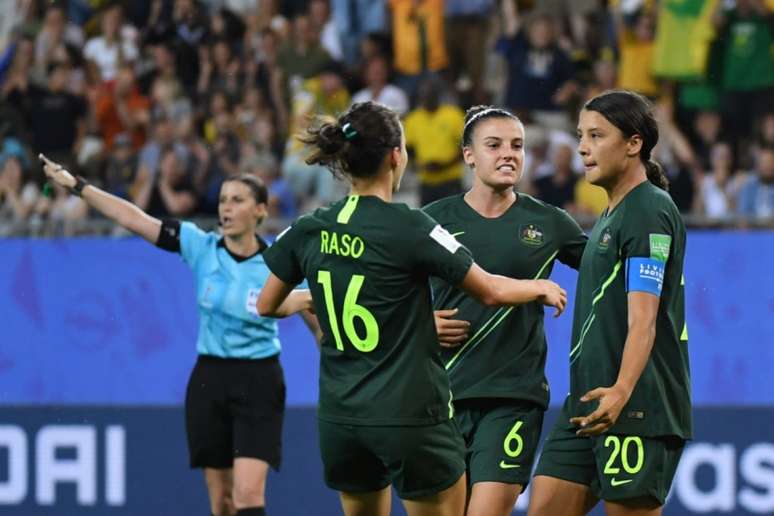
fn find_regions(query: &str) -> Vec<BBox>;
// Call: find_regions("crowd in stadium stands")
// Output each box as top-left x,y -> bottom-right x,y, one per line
0,0 -> 772,236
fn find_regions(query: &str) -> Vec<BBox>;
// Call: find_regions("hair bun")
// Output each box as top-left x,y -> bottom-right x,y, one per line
317,123 -> 348,155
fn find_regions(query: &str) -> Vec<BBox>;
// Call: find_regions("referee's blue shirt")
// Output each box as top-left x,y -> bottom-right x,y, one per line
180,221 -> 279,359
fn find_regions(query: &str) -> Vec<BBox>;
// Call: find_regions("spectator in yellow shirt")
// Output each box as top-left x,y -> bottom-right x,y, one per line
389,0 -> 449,100
615,8 -> 660,98
404,76 -> 465,205
282,62 -> 351,209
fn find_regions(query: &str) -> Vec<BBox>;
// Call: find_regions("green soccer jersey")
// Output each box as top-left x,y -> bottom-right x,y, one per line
424,193 -> 588,408
264,195 -> 474,426
568,181 -> 692,438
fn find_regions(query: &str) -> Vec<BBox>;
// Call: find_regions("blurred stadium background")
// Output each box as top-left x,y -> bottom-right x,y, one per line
0,0 -> 772,514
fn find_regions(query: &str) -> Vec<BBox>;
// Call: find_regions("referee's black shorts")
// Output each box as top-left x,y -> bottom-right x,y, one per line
185,354 -> 286,470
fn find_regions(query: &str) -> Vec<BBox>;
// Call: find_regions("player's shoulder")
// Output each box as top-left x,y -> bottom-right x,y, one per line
295,198 -> 354,229
421,193 -> 464,218
376,201 -> 441,235
629,182 -> 681,218
518,193 -> 574,219
399,201 -> 437,226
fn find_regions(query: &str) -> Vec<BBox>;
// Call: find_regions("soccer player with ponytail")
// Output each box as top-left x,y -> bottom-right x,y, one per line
529,90 -> 691,516
257,101 -> 568,516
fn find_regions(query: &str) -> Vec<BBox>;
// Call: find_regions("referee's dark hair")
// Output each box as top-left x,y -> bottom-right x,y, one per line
223,174 -> 268,205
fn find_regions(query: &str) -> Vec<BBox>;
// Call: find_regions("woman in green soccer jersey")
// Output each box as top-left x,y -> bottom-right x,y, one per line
528,90 -> 691,516
425,106 -> 588,516
256,101 -> 569,516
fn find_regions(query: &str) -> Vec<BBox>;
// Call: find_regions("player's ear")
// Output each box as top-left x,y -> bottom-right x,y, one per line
389,146 -> 401,169
627,134 -> 643,158
254,201 -> 268,225
463,145 -> 475,168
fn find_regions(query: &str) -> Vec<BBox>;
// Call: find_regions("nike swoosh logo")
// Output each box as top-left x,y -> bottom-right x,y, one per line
451,231 -> 465,237
610,478 -> 633,487
499,460 -> 520,469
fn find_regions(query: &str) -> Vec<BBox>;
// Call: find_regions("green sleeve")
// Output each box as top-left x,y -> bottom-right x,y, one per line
263,224 -> 305,285
555,208 -> 588,270
409,210 -> 473,285
620,207 -> 675,263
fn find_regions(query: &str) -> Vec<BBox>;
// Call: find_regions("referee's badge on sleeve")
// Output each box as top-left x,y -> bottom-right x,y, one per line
246,288 -> 261,317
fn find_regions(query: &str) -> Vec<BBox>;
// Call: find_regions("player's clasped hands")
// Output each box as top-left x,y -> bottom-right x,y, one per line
536,279 -> 567,317
570,383 -> 630,436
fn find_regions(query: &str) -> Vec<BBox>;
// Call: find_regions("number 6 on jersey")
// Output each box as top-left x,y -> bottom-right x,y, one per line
317,270 -> 380,352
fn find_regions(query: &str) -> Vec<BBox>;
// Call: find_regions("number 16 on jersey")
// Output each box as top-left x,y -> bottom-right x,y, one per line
317,270 -> 380,352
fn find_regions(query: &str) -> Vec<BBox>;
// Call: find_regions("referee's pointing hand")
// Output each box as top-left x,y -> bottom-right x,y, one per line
39,154 -> 76,190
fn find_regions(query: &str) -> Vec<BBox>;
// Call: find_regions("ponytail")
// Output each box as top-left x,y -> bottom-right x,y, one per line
301,120 -> 350,179
644,159 -> 669,191
299,102 -> 403,180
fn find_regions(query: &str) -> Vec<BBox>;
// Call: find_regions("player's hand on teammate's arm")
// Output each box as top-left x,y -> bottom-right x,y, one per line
434,308 -> 470,347
535,279 -> 567,317
569,383 -> 631,436
39,154 -> 77,190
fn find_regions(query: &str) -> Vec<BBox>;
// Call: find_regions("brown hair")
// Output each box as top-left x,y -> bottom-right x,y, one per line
584,90 -> 668,190
462,105 -> 521,147
300,101 -> 402,179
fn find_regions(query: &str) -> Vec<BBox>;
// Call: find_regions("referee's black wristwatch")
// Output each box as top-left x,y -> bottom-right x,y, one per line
69,175 -> 89,197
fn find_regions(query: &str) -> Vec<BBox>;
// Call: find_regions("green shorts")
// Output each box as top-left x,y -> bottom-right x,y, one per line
318,418 -> 466,500
534,398 -> 685,506
455,399 -> 544,489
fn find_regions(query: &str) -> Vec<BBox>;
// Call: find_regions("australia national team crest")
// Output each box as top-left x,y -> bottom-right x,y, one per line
598,227 -> 613,250
520,224 -> 544,246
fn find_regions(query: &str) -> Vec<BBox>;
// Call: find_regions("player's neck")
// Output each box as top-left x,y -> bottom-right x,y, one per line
464,183 -> 516,218
224,232 -> 259,257
606,164 -> 648,212
350,175 -> 393,202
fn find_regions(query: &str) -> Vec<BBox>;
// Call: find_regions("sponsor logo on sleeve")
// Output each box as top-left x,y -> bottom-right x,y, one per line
430,225 -> 462,253
649,233 -> 671,263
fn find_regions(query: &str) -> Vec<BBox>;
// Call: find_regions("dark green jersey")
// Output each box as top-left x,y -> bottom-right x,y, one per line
568,181 -> 692,438
424,194 -> 587,408
264,195 -> 474,426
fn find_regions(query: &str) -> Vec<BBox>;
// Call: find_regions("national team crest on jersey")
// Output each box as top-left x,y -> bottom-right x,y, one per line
519,224 -> 544,246
598,227 -> 612,250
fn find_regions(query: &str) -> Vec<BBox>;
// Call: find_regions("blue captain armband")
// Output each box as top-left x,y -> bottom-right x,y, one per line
626,257 -> 665,296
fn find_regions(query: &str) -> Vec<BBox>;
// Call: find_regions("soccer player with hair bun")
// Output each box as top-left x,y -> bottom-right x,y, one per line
258,101 -> 569,516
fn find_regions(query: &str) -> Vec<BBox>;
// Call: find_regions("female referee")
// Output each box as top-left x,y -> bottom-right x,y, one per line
528,90 -> 691,516
424,105 -> 588,516
40,154 -> 314,516
256,101 -> 568,516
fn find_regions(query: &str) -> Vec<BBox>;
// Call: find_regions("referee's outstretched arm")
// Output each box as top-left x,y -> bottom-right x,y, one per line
40,154 -> 162,243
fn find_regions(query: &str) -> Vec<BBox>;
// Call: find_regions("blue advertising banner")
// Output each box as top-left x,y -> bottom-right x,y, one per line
0,231 -> 773,406
0,407 -> 772,515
